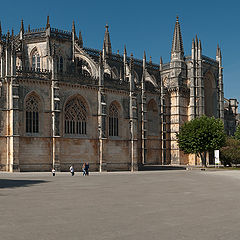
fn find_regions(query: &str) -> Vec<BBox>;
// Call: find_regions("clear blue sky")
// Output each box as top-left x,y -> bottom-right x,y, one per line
0,0 -> 239,101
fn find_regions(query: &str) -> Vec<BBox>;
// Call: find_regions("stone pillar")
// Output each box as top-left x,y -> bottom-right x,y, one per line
7,43 -> 20,172
98,52 -> 106,172
51,57 -> 61,171
129,54 -> 138,171
141,52 -> 147,165
189,39 -> 196,120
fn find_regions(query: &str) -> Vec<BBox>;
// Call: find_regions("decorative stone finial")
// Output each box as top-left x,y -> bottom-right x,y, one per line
46,15 -> 50,28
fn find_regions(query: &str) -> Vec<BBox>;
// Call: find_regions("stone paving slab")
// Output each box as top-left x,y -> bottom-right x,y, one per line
0,170 -> 240,240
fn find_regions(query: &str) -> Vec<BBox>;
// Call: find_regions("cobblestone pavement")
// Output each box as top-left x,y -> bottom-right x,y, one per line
1,170 -> 240,240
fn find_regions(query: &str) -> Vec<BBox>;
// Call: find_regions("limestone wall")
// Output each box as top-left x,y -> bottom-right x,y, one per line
19,137 -> 51,171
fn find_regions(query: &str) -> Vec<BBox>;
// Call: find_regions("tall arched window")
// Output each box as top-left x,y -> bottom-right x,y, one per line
147,99 -> 158,136
109,104 -> 119,136
59,56 -> 63,72
25,95 -> 39,133
56,56 -> 64,73
32,51 -> 40,69
64,97 -> 87,135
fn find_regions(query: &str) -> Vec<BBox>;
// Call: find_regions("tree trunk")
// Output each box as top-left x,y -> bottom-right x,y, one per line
200,152 -> 207,167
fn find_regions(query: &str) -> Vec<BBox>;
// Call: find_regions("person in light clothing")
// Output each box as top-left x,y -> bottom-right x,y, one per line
70,165 -> 74,176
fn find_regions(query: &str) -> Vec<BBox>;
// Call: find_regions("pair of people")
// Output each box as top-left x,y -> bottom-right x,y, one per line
82,162 -> 89,176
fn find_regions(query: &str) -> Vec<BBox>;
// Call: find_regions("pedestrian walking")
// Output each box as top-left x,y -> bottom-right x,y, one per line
82,163 -> 86,176
70,165 -> 74,176
85,162 -> 89,176
52,168 -> 56,176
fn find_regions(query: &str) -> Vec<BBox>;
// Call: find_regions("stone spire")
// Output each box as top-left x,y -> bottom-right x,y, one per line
0,21 -> 2,40
78,30 -> 83,48
103,24 -> 112,55
46,15 -> 50,29
11,28 -> 14,39
20,19 -> 24,33
160,56 -> 163,71
149,56 -> 152,64
171,16 -> 184,60
20,19 -> 24,40
143,51 -> 146,71
216,44 -> 222,65
72,20 -> 76,37
123,45 -> 127,81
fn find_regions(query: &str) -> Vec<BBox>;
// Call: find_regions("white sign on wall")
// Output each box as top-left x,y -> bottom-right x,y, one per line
214,150 -> 220,164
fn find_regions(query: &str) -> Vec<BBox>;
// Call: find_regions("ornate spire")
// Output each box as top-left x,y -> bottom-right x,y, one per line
216,44 -> 222,64
103,24 -> 112,55
195,35 -> 198,49
11,28 -> 14,39
28,24 -> 30,32
143,51 -> 146,72
149,56 -> 152,64
20,19 -> 24,32
20,19 -> 24,40
198,39 -> 202,50
192,38 -> 195,49
124,45 -> 127,55
0,22 -> 2,40
72,20 -> 76,35
160,56 -> 163,71
78,30 -> 83,47
46,15 -> 50,28
216,44 -> 220,57
171,16 -> 184,58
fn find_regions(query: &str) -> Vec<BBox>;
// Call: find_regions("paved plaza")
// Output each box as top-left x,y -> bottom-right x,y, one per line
1,170 -> 240,240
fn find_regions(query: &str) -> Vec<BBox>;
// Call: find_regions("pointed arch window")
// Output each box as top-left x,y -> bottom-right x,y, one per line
32,51 -> 40,69
25,95 -> 39,133
64,97 -> 87,135
109,104 -> 119,136
59,56 -> 63,72
57,56 -> 64,73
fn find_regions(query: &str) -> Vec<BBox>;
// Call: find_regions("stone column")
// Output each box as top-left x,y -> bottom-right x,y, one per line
7,43 -> 20,172
51,57 -> 61,171
129,54 -> 138,171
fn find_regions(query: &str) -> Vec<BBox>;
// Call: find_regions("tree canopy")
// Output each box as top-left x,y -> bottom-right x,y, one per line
234,125 -> 240,140
176,115 -> 226,166
220,137 -> 240,166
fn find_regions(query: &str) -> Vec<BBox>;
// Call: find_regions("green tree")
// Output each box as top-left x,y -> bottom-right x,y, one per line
176,115 -> 226,167
234,125 -> 240,140
220,137 -> 240,166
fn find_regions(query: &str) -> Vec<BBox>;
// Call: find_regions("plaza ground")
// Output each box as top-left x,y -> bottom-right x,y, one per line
1,170 -> 240,240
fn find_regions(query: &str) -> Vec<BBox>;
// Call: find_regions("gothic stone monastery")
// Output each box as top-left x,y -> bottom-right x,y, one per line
0,16 -> 224,172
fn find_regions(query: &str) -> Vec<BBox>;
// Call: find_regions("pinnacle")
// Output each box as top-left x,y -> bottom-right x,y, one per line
46,15 -> 50,28
171,16 -> 184,56
103,23 -> 112,55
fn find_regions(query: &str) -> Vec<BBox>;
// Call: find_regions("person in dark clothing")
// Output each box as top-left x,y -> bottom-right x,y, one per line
85,162 -> 89,176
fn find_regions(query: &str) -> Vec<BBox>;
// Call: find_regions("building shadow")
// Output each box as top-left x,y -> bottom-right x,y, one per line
0,179 -> 48,189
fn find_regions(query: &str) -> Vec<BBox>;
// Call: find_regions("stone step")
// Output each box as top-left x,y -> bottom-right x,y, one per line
138,165 -> 186,171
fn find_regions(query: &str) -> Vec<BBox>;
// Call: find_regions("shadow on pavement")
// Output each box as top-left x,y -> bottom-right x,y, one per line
0,179 -> 48,189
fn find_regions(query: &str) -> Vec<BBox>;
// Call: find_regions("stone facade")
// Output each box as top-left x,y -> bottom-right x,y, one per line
224,98 -> 239,136
0,17 -> 225,172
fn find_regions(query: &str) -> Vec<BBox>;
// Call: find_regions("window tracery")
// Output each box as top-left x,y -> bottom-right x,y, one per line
109,104 -> 119,136
25,95 -> 39,133
64,97 -> 87,135
32,51 -> 40,69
